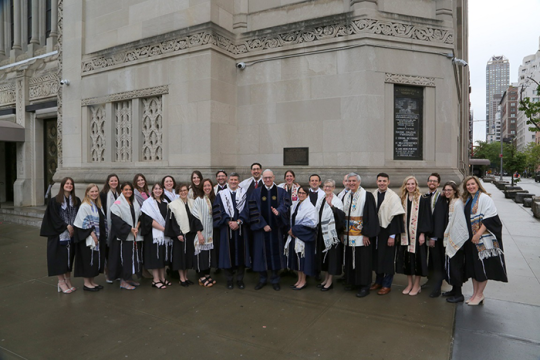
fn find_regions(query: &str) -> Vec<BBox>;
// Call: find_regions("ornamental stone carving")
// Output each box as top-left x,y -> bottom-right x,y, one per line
81,18 -> 453,74
89,105 -> 106,162
115,101 -> 132,162
0,83 -> 16,105
82,85 -> 169,106
141,96 -> 163,161
56,0 -> 64,167
384,73 -> 436,87
29,73 -> 60,100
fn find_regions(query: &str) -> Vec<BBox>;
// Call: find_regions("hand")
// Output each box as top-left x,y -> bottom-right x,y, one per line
288,229 -> 295,238
363,237 -> 370,246
264,225 -> 272,232
326,196 -> 333,206
429,239 -> 435,248
271,207 -> 279,216
67,225 -> 74,237
419,233 -> 425,246
178,235 -> 184,242
472,234 -> 480,244
91,232 -> 98,246
229,221 -> 239,231
131,228 -> 138,237
387,237 -> 395,247
197,232 -> 204,245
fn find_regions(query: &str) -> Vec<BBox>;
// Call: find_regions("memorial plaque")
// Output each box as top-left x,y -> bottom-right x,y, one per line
393,85 -> 423,160
284,147 -> 309,166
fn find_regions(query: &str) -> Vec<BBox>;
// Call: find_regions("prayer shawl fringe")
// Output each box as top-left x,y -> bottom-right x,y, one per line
120,241 -> 141,274
168,198 -> 193,234
191,196 -> 215,256
444,199 -> 469,258
141,197 -> 171,246
284,200 -> 318,264
74,201 -> 105,268
373,188 -> 405,228
343,188 -> 367,247
401,195 -> 420,254
320,195 -> 343,254
110,194 -> 143,241
59,195 -> 76,244
219,188 -> 246,218
468,192 -> 503,261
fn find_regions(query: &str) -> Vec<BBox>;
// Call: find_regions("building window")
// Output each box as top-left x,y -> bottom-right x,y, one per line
46,0 -> 52,37
27,0 -> 32,44
10,0 -> 14,48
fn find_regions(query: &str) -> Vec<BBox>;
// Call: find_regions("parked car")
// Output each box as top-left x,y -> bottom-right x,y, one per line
535,171 -> 540,183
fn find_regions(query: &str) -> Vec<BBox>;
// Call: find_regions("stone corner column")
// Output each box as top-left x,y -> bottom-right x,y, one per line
10,0 -> 22,61
46,0 -> 58,52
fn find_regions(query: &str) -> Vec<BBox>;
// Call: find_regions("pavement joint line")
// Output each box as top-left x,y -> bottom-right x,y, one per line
457,327 -> 540,346
0,345 -> 29,360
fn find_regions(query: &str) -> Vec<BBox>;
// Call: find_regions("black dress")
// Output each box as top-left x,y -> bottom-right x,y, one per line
40,197 -> 80,276
396,196 -> 432,276
73,205 -> 107,278
141,200 -> 170,270
315,201 -> 345,276
165,202 -> 203,271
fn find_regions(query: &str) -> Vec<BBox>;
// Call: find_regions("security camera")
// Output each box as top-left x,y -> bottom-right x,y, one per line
453,58 -> 468,67
236,62 -> 246,70
60,79 -> 70,86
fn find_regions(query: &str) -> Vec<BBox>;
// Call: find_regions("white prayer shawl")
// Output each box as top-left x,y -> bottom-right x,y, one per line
164,189 -> 178,202
468,192 -> 503,261
320,194 -> 343,253
444,198 -> 469,258
219,187 -> 247,219
74,201 -> 104,251
191,196 -> 215,255
338,188 -> 350,201
428,190 -> 441,213
278,183 -> 300,203
141,197 -> 171,246
214,184 -> 227,195
373,188 -> 405,228
239,177 -> 261,192
105,190 -> 118,235
59,195 -> 76,242
110,194 -> 143,242
310,188 -> 326,211
401,195 -> 420,254
168,198 -> 194,234
284,200 -> 318,260
343,187 -> 367,247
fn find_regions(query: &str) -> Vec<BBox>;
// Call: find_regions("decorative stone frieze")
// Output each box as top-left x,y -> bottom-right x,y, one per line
57,0 -> 64,167
89,105 -> 106,162
385,73 -> 436,87
141,96 -> 163,161
82,85 -> 169,106
114,101 -> 132,162
0,83 -> 16,105
81,18 -> 454,74
29,72 -> 59,100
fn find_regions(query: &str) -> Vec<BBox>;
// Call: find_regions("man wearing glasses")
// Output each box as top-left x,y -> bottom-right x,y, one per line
247,169 -> 291,291
214,170 -> 228,194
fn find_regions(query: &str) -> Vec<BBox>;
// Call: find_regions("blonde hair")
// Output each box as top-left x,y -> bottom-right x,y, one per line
461,175 -> 490,202
82,184 -> 102,208
400,176 -> 421,203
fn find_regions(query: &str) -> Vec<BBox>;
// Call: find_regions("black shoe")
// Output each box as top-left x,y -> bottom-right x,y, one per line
236,280 -> 245,289
292,284 -> 306,290
187,279 -> 194,285
321,284 -> 333,292
226,281 -> 234,290
356,288 -> 370,298
83,285 -> 99,292
254,282 -> 266,290
446,295 -> 465,303
289,284 -> 298,289
442,290 -> 455,297
180,281 -> 189,287
272,283 -> 281,291
429,290 -> 441,298
94,284 -> 104,290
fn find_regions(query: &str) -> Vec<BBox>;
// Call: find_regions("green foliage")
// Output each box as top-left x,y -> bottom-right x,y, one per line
523,142 -> 540,172
519,84 -> 540,133
473,141 -> 502,166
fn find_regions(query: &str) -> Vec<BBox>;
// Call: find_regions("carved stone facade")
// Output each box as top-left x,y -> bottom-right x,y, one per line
89,105 -> 106,162
141,96 -> 163,162
114,101 -> 132,162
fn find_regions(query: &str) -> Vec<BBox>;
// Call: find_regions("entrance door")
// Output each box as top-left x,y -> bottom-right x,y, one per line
44,119 -> 58,198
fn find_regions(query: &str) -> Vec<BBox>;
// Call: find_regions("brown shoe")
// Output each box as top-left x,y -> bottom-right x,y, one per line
370,283 -> 382,291
377,287 -> 391,295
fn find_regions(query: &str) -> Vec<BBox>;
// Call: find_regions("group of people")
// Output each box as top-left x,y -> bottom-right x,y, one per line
41,163 -> 507,305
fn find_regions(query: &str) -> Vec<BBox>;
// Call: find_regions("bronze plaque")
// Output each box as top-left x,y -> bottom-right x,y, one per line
284,147 -> 309,166
394,85 -> 423,160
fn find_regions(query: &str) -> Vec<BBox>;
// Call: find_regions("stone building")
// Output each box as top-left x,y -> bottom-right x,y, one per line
500,85 -> 518,139
0,0 -> 469,207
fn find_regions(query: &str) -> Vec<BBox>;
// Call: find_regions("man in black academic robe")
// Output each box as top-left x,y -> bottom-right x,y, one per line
370,173 -> 405,295
246,169 -> 291,291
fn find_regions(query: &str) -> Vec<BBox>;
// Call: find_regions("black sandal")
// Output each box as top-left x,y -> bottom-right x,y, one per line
152,281 -> 167,289
162,279 -> 172,286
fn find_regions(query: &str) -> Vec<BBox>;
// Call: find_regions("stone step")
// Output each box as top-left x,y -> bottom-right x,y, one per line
0,213 -> 42,227
0,208 -> 45,219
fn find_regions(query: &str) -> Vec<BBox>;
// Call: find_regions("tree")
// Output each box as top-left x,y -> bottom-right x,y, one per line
523,142 -> 540,174
519,83 -> 540,133
473,140 -> 502,171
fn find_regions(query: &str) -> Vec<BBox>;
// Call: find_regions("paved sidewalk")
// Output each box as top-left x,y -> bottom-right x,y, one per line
0,181 -> 539,359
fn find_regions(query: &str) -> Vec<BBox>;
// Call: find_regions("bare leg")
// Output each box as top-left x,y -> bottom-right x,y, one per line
410,276 -> 422,295
474,280 -> 487,301
64,273 -> 76,291
469,279 -> 479,302
57,275 -> 71,293
325,274 -> 333,288
178,270 -> 186,282
403,275 -> 413,294
84,277 -> 95,288
321,273 -> 329,287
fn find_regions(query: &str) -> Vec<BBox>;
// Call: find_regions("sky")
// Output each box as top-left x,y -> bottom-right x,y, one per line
469,0 -> 540,143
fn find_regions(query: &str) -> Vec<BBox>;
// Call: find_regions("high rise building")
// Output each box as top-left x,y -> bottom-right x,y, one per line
516,37 -> 540,150
500,85 -> 519,140
486,56 -> 510,143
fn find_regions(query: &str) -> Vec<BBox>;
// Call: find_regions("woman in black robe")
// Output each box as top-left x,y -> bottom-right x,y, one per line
40,177 -> 80,294
99,173 -> 120,282
140,182 -> 172,289
73,184 -> 107,291
166,184 -> 203,286
396,176 -> 432,296
107,182 -> 143,290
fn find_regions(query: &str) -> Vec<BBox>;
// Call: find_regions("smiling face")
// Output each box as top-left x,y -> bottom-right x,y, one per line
228,176 -> 239,191
347,176 -> 359,192
63,179 -> 74,195
152,184 -> 163,199
136,176 -> 146,189
179,186 -> 189,200
109,176 -> 119,191
88,186 -> 99,201
323,182 -> 335,196
121,185 -> 133,200
406,178 -> 417,194
377,176 -> 389,192
427,176 -> 439,192
309,175 -> 320,190
192,173 -> 201,186
203,181 -> 213,195
262,170 -> 274,187
443,185 -> 455,199
466,178 -> 479,195
163,177 -> 174,191
216,172 -> 227,186
297,188 -> 307,202
251,164 -> 262,180
285,171 -> 295,185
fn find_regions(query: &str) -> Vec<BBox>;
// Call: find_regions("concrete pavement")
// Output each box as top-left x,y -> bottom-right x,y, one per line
0,180 -> 539,359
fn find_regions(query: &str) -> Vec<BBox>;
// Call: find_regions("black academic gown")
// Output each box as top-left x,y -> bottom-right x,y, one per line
73,206 -> 107,278
213,193 -> 251,270
343,192 -> 380,286
140,200 -> 170,270
371,192 -> 404,276
40,198 -> 80,276
286,201 -> 317,277
315,200 -> 346,275
429,194 -> 449,287
246,185 -> 291,272
463,198 -> 508,282
165,202 -> 203,271
396,196 -> 432,276
107,206 -> 142,281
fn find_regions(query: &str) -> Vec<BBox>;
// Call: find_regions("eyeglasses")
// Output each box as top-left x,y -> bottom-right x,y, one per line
298,191 -> 307,195
443,189 -> 454,192
427,180 -> 439,183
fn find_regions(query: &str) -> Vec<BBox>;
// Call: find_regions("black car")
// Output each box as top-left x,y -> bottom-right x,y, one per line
536,171 -> 540,183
